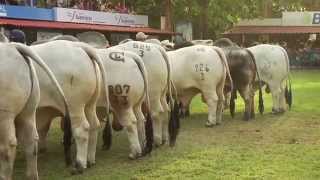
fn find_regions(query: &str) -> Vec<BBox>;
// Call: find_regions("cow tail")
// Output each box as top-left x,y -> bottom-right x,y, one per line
212,47 -> 235,117
128,52 -> 153,155
73,42 -> 112,148
230,90 -> 237,118
102,116 -> 112,150
12,43 -> 72,165
157,46 -> 180,147
169,80 -> 180,147
245,49 -> 264,115
280,47 -> 293,109
157,46 -> 174,107
212,47 -> 234,96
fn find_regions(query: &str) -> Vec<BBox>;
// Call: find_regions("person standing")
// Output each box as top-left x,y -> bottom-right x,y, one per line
9,29 -> 26,44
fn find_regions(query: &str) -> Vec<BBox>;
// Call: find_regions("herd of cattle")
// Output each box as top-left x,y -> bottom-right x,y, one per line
0,33 -> 292,180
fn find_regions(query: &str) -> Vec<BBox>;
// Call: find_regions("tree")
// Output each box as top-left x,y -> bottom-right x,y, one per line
130,0 -> 311,39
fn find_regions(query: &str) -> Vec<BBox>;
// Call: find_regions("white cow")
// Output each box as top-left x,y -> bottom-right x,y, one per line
115,41 -> 178,147
31,40 -> 110,174
248,44 -> 292,113
191,39 -> 214,46
0,32 -> 9,42
167,45 -> 232,126
96,48 -> 153,159
0,43 -> 68,180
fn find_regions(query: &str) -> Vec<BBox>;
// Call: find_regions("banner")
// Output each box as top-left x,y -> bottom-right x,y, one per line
54,8 -> 148,27
0,5 -> 7,17
282,12 -> 320,26
0,5 -> 53,21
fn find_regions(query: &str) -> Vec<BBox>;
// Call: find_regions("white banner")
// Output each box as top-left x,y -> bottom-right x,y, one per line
282,12 -> 320,26
54,8 -> 148,27
0,5 -> 7,17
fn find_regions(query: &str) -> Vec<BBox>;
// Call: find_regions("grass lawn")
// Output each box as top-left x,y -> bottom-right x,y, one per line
14,70 -> 320,180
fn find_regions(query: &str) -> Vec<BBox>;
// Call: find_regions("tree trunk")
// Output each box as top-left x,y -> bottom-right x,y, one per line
198,0 -> 209,39
165,0 -> 172,31
261,0 -> 272,18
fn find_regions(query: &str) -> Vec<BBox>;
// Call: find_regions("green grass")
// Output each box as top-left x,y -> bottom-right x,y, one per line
14,70 -> 320,180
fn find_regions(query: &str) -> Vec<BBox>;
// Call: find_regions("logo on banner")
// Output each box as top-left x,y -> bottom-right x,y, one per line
67,11 -> 93,22
114,15 -> 135,25
313,13 -> 320,24
0,5 -> 7,17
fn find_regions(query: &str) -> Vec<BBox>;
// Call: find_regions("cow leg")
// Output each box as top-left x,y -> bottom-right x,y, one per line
70,107 -> 89,174
216,79 -> 226,124
16,111 -> 39,180
116,109 -> 142,159
224,92 -> 231,110
239,84 -> 254,121
36,107 -> 60,153
179,94 -> 194,118
202,91 -> 219,127
250,91 -> 255,119
150,100 -> 163,147
279,81 -> 287,112
160,94 -> 170,145
0,113 -> 17,180
133,102 -> 146,150
84,102 -> 100,168
269,84 -> 283,114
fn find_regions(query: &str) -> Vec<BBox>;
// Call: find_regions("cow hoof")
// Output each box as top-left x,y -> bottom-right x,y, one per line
38,147 -> 47,154
242,117 -> 250,121
169,141 -> 176,147
87,161 -> 95,168
154,137 -> 163,148
71,161 -> 85,175
205,122 -> 216,127
272,108 -> 285,115
278,108 -> 285,113
128,153 -> 142,160
112,122 -> 124,131
161,139 -> 168,145
142,147 -> 152,156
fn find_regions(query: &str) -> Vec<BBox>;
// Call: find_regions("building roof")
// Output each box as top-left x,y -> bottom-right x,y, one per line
0,18 -> 176,35
224,25 -> 320,35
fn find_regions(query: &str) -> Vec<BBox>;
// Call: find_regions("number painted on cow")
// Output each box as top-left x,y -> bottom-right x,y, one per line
133,43 -> 139,49
132,43 -> 151,52
195,63 -> 210,72
109,84 -> 131,95
109,85 -> 131,106
139,50 -> 144,57
195,63 -> 210,80
109,52 -> 125,62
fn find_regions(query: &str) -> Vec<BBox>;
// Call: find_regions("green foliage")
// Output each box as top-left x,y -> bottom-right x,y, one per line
126,0 -> 310,39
